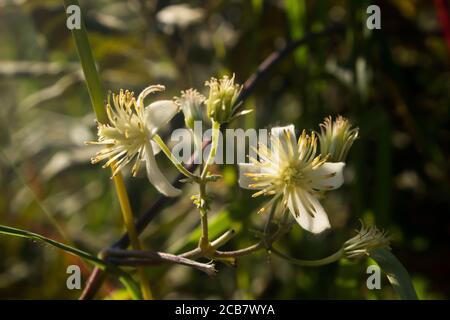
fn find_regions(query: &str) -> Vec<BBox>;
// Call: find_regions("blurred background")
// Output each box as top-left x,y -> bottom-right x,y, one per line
0,0 -> 449,299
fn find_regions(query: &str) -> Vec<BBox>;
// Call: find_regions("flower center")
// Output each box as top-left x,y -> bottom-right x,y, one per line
280,163 -> 304,187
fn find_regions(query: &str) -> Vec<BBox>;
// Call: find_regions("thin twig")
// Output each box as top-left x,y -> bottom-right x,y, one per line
104,249 -> 217,276
214,223 -> 291,258
180,229 -> 237,259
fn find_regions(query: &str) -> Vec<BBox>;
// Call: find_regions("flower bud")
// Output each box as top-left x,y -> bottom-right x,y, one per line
176,89 -> 206,129
343,222 -> 391,259
205,74 -> 242,124
318,116 -> 359,162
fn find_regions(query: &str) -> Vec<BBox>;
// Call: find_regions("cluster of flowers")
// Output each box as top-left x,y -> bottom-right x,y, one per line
87,74 -> 389,258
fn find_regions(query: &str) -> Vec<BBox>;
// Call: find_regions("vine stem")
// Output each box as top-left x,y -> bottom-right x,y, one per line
201,121 -> 221,179
198,120 -> 221,251
198,182 -> 209,250
269,247 -> 344,267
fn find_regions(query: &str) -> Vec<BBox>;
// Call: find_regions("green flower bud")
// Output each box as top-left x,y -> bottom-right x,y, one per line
205,74 -> 242,124
318,116 -> 359,162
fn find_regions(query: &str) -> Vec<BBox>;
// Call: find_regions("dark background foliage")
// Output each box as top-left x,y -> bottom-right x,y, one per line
0,0 -> 448,299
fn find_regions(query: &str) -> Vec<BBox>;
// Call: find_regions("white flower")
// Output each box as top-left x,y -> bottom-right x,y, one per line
343,221 -> 391,259
87,85 -> 181,197
238,125 -> 345,234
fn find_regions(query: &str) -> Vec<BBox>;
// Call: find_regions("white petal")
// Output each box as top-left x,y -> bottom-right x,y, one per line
150,140 -> 161,155
144,100 -> 179,134
238,163 -> 262,190
271,125 -> 296,140
288,190 -> 330,234
270,125 -> 296,162
144,143 -> 181,197
307,162 -> 345,191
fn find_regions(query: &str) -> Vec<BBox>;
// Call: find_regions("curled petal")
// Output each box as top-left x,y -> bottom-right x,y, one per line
136,85 -> 165,108
144,142 -> 181,197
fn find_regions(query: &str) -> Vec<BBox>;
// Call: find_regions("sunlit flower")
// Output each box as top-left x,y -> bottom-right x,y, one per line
318,116 -> 359,162
205,74 -> 242,124
343,221 -> 391,259
87,85 -> 181,197
238,125 -> 345,234
175,88 -> 206,129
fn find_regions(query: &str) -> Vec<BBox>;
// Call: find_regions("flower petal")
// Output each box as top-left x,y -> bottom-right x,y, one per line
270,125 -> 296,162
144,143 -> 181,197
151,140 -> 161,155
144,100 -> 179,134
288,189 -> 330,234
238,163 -> 263,190
136,85 -> 165,109
271,125 -> 296,140
306,162 -> 345,191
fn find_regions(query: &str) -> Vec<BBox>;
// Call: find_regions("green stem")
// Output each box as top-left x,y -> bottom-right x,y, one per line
152,134 -> 196,179
195,121 -> 221,252
198,182 -> 210,251
201,120 -> 221,179
112,171 -> 153,299
270,247 -> 344,267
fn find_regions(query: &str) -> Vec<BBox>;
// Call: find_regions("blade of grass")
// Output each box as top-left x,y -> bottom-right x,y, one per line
369,248 -> 418,300
0,224 -> 142,299
63,0 -> 106,123
63,0 -> 152,299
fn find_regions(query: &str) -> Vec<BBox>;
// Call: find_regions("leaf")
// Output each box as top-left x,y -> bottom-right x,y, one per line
0,224 -> 142,300
63,0 -> 107,124
369,248 -> 418,300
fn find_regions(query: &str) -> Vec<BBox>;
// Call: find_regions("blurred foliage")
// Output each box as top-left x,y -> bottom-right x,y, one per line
0,0 -> 448,299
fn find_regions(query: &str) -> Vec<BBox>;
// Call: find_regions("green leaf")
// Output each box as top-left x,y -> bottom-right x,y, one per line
369,248 -> 418,300
0,224 -> 142,300
63,0 -> 107,123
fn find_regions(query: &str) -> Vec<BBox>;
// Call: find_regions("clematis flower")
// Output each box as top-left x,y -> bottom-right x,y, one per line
87,85 -> 181,197
343,221 -> 391,259
238,125 -> 345,234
